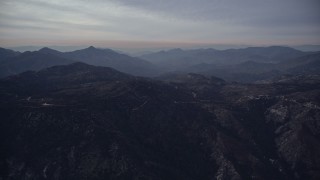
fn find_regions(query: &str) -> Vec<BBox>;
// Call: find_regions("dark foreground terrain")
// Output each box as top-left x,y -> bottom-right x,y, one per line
1,63 -> 320,179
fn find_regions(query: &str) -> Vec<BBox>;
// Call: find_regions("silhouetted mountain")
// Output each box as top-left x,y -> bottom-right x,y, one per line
0,47 -> 20,62
61,46 -> 160,76
0,46 -> 161,77
236,46 -> 306,60
280,52 -> 320,74
0,51 -> 74,77
140,46 -> 309,71
1,46 -> 318,82
38,47 -> 63,55
1,63 -> 319,179
177,52 -> 320,83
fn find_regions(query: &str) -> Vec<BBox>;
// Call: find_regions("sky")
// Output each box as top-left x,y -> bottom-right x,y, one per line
0,0 -> 319,50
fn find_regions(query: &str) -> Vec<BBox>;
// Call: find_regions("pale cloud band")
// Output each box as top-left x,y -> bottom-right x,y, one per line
0,0 -> 319,48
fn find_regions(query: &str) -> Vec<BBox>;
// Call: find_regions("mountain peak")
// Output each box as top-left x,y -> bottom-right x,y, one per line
39,47 -> 51,51
87,46 -> 97,50
72,46 -> 118,55
76,46 -> 103,53
38,47 -> 61,54
0,47 -> 20,61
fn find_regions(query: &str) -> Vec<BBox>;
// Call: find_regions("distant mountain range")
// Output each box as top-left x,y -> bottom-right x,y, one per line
140,46 -> 310,69
1,46 -> 319,83
181,52 -> 320,82
0,49 -> 74,78
0,46 -> 160,77
0,48 -> 21,62
1,62 -> 319,179
140,46 -> 320,82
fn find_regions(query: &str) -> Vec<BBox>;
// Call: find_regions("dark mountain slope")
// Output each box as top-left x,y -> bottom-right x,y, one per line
60,46 -> 160,76
38,47 -> 63,56
0,63 -> 214,179
0,46 -> 160,78
182,52 -> 320,83
0,51 -> 74,77
0,47 -> 20,62
140,46 -> 308,71
237,46 -> 306,60
1,63 -> 319,179
280,52 -> 320,74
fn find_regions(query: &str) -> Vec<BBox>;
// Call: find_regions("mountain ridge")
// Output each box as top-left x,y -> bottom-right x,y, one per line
0,46 -> 161,77
140,46 -> 310,70
1,46 -> 319,83
1,63 -> 319,179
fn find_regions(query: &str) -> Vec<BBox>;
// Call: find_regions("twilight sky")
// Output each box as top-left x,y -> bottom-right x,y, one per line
0,0 -> 319,49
